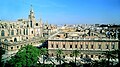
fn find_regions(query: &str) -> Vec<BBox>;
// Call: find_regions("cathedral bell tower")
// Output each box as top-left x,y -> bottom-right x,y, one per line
28,5 -> 36,28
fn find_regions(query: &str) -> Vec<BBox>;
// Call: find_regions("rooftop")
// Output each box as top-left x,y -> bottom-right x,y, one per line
48,25 -> 119,41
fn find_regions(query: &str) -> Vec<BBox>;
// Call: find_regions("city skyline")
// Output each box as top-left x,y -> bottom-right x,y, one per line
0,0 -> 120,24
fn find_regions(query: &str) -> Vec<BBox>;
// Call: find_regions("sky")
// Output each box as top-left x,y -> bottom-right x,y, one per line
0,0 -> 120,24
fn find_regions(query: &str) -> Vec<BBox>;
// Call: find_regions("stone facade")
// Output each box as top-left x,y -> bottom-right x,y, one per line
0,6 -> 43,51
48,25 -> 119,60
48,39 -> 118,59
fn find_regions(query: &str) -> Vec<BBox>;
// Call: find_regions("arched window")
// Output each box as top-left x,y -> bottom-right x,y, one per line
20,29 -> 21,34
23,29 -> 25,35
30,21 -> 32,27
11,30 -> 14,35
2,26 -> 4,28
17,29 -> 19,33
1,30 -> 5,36
27,22 -> 29,27
26,29 -> 28,35
14,38 -> 17,42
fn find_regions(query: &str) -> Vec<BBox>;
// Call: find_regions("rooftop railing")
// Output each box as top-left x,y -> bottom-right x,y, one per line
49,37 -> 119,40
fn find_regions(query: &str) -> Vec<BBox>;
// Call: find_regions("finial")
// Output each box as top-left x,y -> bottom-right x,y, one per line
30,5 -> 33,12
31,4 -> 32,7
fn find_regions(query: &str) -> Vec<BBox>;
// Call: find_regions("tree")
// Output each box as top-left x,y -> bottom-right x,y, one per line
0,47 -> 5,67
72,50 -> 80,65
56,49 -> 63,65
90,59 -> 107,67
8,45 -> 40,67
40,39 -> 45,43
102,51 -> 116,67
90,60 -> 99,67
40,47 -> 48,64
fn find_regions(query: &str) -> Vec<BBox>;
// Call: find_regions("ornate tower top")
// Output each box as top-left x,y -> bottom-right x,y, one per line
30,5 -> 34,13
28,5 -> 36,27
29,5 -> 35,18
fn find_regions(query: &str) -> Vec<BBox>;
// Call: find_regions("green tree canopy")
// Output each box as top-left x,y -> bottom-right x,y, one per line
40,47 -> 48,55
8,45 -> 40,67
0,47 -> 5,67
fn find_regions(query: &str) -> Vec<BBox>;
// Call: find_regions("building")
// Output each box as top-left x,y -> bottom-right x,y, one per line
48,25 -> 119,60
0,5 -> 43,51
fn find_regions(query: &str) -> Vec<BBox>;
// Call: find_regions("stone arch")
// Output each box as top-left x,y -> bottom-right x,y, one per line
1,30 -> 5,36
14,38 -> 17,42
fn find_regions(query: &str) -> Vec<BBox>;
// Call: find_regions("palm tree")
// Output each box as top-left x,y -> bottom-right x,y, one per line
72,50 -> 80,65
112,49 -> 120,65
102,51 -> 116,67
40,47 -> 48,64
56,49 -> 63,65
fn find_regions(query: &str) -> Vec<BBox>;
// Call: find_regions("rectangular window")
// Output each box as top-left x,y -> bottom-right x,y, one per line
70,45 -> 72,48
98,45 -> 101,49
51,44 -> 53,48
75,45 -> 77,48
86,44 -> 88,49
56,44 -> 58,48
91,55 -> 93,58
106,45 -> 109,49
112,45 -> 115,49
91,45 -> 93,49
80,45 -> 83,48
63,45 -> 65,48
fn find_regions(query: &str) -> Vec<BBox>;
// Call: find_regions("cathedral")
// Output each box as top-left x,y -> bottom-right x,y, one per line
0,5 -> 43,51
